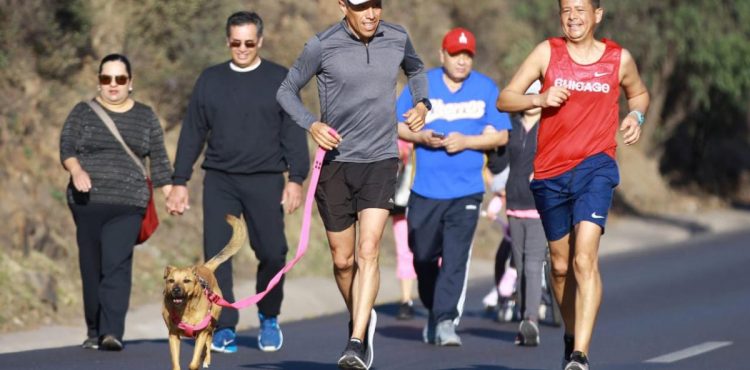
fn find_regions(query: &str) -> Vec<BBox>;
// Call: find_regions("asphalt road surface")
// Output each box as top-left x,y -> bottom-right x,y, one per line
2,229 -> 747,370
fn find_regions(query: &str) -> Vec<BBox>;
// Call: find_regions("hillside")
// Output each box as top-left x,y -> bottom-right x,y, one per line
0,0 -> 748,333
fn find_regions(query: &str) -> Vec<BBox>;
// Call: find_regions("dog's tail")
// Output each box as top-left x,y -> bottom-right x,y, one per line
204,215 -> 248,272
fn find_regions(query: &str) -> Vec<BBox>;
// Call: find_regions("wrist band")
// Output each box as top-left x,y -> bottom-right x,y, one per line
629,110 -> 645,126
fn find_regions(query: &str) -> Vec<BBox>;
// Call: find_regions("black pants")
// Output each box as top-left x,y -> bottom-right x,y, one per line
406,192 -> 482,323
203,170 -> 288,329
69,202 -> 142,340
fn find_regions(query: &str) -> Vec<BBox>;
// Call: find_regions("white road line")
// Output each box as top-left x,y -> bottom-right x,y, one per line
645,341 -> 733,363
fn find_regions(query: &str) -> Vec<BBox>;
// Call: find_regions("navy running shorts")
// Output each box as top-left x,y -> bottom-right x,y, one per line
315,158 -> 398,232
530,153 -> 620,242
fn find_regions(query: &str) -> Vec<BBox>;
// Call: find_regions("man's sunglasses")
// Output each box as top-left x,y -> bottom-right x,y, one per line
99,75 -> 129,85
229,40 -> 257,49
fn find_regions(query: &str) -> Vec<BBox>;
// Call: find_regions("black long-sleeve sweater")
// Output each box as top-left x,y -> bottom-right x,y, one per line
173,60 -> 309,185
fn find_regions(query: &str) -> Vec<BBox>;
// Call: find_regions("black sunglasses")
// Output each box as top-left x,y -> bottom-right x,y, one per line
99,74 -> 129,85
229,40 -> 258,49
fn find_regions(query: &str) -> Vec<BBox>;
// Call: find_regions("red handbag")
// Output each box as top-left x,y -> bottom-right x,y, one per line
87,100 -> 160,243
138,178 -> 160,243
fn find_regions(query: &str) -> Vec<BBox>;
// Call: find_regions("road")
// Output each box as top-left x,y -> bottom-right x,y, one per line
2,229 -> 747,370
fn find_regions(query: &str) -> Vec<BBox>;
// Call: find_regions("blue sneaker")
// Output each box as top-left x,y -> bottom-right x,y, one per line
258,313 -> 283,352
211,327 -> 237,354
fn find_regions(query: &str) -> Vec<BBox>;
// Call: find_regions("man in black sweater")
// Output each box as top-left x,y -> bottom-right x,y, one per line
167,11 -> 309,354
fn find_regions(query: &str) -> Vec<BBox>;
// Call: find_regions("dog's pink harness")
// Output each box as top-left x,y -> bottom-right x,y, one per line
169,287 -> 214,338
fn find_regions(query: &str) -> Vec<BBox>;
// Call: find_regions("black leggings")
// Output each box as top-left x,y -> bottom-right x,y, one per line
69,202 -> 142,340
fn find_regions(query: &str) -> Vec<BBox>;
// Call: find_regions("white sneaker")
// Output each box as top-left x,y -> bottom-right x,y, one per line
435,320 -> 462,346
482,288 -> 499,310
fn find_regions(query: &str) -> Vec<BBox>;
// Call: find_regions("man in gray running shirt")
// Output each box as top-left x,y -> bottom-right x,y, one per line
277,1 -> 428,368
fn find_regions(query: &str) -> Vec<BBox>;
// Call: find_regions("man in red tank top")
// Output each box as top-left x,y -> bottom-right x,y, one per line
497,1 -> 650,369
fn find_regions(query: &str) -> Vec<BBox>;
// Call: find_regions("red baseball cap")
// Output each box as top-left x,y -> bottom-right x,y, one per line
442,27 -> 476,55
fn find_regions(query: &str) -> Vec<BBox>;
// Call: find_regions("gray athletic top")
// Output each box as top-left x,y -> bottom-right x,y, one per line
277,19 -> 428,163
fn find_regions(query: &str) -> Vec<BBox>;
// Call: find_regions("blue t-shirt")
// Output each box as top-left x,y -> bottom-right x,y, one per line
396,68 -> 511,199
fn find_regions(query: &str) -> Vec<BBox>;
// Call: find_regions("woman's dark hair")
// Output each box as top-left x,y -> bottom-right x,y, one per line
98,54 -> 132,78
226,11 -> 263,37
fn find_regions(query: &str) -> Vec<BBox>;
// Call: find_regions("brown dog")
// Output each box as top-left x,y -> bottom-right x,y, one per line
162,214 -> 247,370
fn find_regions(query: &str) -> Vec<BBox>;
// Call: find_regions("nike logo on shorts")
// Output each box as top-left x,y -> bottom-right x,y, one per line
591,212 -> 605,219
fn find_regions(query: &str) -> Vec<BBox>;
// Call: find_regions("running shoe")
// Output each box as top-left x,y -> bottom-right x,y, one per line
81,337 -> 98,350
435,319 -> 462,346
564,351 -> 589,370
396,301 -> 414,320
99,334 -> 123,351
211,327 -> 237,354
497,296 -> 518,323
337,338 -> 367,369
482,287 -> 499,311
258,313 -> 283,352
515,319 -> 540,346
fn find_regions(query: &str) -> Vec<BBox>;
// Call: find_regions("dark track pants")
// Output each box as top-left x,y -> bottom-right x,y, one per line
406,192 -> 482,323
203,170 -> 288,329
69,202 -> 142,340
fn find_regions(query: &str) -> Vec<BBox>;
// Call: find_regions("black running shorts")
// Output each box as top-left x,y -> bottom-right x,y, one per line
315,158 -> 398,232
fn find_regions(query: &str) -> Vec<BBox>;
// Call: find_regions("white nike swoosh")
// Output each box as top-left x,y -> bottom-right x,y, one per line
591,212 -> 605,219
594,72 -> 609,77
223,339 -> 234,346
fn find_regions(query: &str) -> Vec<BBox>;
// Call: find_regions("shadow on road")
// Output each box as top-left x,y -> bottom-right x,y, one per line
462,327 -> 516,343
241,361 -> 330,369
448,366 -> 545,370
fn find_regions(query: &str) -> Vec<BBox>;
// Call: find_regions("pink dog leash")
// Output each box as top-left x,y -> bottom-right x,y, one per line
208,130 -> 335,310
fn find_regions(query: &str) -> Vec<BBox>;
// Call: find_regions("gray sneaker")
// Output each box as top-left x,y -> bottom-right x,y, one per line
422,312 -> 436,344
337,339 -> 367,369
515,319 -> 540,346
564,351 -> 589,370
435,319 -> 462,346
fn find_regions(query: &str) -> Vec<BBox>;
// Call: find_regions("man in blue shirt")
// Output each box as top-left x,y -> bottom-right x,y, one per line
397,27 -> 511,346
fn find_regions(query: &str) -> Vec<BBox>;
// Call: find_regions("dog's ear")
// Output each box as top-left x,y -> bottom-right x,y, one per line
164,265 -> 176,279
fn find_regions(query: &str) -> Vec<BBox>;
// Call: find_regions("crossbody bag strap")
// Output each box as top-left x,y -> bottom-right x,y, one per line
86,99 -> 148,178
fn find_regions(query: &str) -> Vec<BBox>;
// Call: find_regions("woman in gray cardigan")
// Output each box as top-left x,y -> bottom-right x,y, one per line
60,54 -> 172,351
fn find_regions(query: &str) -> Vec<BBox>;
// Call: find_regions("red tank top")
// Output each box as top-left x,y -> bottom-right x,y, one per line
534,37 -> 622,179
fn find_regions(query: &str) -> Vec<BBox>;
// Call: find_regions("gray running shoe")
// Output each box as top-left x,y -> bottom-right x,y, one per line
337,339 -> 367,369
515,319 -> 540,346
435,319 -> 462,346
81,337 -> 98,350
564,351 -> 589,370
422,312 -> 436,344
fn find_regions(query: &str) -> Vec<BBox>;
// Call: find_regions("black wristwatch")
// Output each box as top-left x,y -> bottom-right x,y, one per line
417,98 -> 432,111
